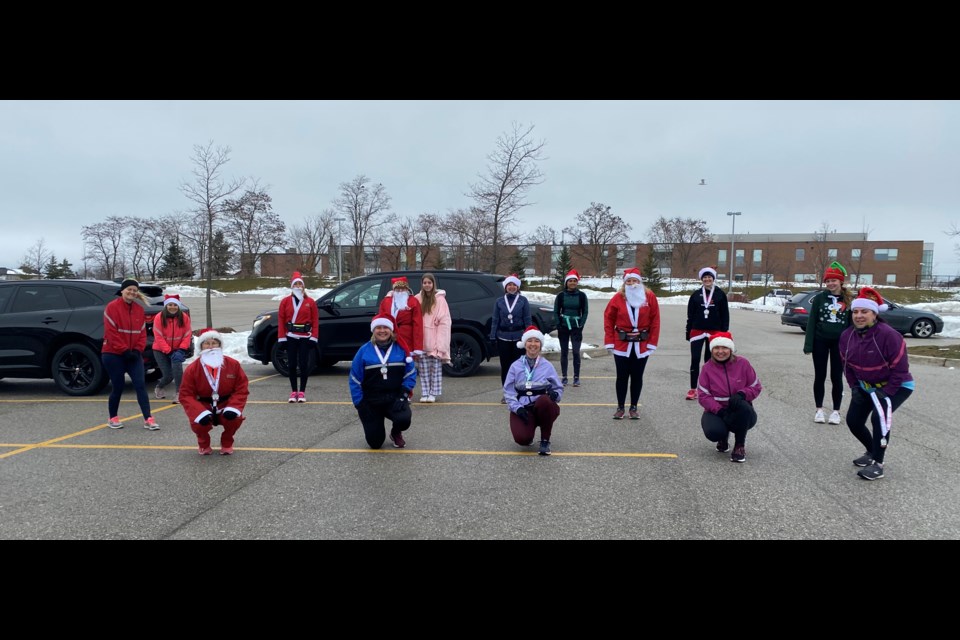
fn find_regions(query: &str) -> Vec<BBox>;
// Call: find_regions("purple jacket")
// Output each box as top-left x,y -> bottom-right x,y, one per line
697,355 -> 762,415
503,355 -> 563,412
839,321 -> 912,396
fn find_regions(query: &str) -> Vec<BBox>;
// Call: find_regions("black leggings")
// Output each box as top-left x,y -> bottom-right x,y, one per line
557,327 -> 583,378
701,407 -> 757,447
812,337 -> 843,410
846,387 -> 911,464
285,338 -> 313,392
357,398 -> 412,449
614,353 -> 649,408
689,338 -> 710,389
497,339 -> 525,385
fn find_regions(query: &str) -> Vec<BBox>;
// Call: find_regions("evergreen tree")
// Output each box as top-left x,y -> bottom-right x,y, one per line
553,245 -> 573,287
210,230 -> 233,277
158,239 -> 195,279
508,251 -> 527,280
45,256 -> 77,279
641,252 -> 663,296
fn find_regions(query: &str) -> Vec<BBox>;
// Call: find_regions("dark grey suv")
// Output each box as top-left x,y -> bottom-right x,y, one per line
247,270 -> 558,377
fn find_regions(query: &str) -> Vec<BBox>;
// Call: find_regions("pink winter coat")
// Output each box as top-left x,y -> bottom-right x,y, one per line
415,289 -> 451,362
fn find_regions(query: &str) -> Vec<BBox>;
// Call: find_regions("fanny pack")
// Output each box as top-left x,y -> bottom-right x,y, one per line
286,322 -> 312,333
617,328 -> 649,342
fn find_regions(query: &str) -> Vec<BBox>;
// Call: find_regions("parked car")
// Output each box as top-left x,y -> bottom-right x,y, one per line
767,288 -> 794,300
781,289 -> 943,338
247,270 -> 558,377
0,279 -> 189,395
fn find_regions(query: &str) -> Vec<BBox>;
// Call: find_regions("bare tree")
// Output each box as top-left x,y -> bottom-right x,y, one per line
381,216 -> 417,271
290,211 -> 337,274
21,238 -> 53,275
566,202 -> 632,276
140,222 -> 170,280
528,225 -> 558,245
124,216 -> 154,280
221,183 -> 286,276
850,220 -> 873,287
809,221 -> 835,284
180,141 -> 245,327
469,122 -> 546,273
647,216 -> 712,278
333,176 -> 391,277
82,216 -> 128,280
415,213 -> 443,269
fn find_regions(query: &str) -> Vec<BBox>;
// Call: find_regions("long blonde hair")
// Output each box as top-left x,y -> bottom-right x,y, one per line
419,273 -> 437,315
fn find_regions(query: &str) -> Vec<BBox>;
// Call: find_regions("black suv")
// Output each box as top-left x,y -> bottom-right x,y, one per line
247,270 -> 558,377
0,280 -> 188,395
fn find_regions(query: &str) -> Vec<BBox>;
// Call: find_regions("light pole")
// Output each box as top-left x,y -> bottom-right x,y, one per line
727,211 -> 741,292
335,217 -> 345,284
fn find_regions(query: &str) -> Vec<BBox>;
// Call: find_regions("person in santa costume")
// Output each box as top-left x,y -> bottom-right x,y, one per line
603,268 -> 661,420
684,266 -> 729,400
179,328 -> 250,456
503,325 -> 563,456
489,273 -> 532,395
697,331 -> 762,463
378,276 -> 424,359
278,271 -> 319,403
804,261 -> 853,425
839,287 -> 914,481
349,314 -> 418,449
553,269 -> 589,387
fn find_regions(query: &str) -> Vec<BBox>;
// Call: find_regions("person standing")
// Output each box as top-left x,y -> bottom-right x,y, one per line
603,268 -> 661,420
101,278 -> 158,430
685,266 -> 729,400
277,271 -> 318,403
179,328 -> 249,455
697,332 -> 762,463
489,273 -> 532,400
839,287 -> 914,481
504,325 -> 563,456
414,273 -> 451,403
379,276 -> 424,358
804,262 -> 853,425
554,269 -> 589,387
349,314 -> 418,449
152,293 -> 192,404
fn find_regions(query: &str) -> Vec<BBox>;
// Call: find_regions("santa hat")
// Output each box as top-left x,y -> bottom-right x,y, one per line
851,287 -> 888,314
698,266 -> 718,280
370,314 -> 395,332
197,328 -> 223,348
290,271 -> 305,287
623,268 -> 642,283
503,274 -> 522,289
391,276 -> 410,289
163,293 -> 184,309
823,261 -> 847,283
564,269 -> 581,284
517,325 -> 545,348
709,331 -> 735,352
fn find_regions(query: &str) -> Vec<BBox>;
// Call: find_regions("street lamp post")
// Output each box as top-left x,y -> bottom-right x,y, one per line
335,217 -> 345,285
727,211 -> 742,292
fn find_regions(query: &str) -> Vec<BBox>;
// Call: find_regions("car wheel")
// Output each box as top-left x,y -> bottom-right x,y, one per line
52,343 -> 107,396
270,340 -> 290,377
911,318 -> 935,339
444,333 -> 482,377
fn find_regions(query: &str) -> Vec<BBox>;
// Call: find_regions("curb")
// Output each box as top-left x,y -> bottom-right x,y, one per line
909,354 -> 960,368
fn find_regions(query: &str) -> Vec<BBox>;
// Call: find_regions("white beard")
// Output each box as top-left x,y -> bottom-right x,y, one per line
291,288 -> 304,300
393,291 -> 410,309
200,348 -> 224,369
625,284 -> 646,308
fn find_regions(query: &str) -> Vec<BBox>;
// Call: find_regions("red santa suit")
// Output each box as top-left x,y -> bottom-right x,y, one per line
378,292 -> 424,358
179,355 -> 249,454
603,289 -> 661,358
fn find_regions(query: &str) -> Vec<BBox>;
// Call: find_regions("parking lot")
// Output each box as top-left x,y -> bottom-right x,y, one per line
2,300 -> 959,539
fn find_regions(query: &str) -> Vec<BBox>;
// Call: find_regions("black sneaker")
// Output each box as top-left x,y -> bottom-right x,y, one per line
389,429 -> 406,449
852,452 -> 875,467
573,377 -> 580,387
562,377 -> 568,386
730,444 -> 746,463
857,463 -> 884,480
538,440 -> 551,456
716,436 -> 730,453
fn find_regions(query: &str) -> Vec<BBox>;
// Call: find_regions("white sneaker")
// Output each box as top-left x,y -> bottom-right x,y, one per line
814,409 -> 826,423
419,396 -> 431,403
828,410 -> 842,425
426,395 -> 436,403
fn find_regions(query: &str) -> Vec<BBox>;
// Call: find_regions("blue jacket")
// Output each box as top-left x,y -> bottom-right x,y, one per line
349,340 -> 417,406
490,294 -> 532,342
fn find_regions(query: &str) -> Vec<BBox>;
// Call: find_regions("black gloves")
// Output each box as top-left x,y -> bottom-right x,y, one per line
222,409 -> 240,420
123,349 -> 141,359
728,391 -> 747,410
515,406 -> 529,422
392,395 -> 408,414
170,350 -> 186,364
548,390 -> 560,402
197,414 -> 213,426
685,330 -> 691,342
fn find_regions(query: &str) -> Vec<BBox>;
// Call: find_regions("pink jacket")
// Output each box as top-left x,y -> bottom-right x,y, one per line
415,290 -> 451,361
697,355 -> 762,414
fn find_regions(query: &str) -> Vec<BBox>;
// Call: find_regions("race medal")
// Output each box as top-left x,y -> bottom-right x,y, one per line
526,381 -> 532,389
704,309 -> 710,318
212,393 -> 219,403
508,314 -> 513,322
380,366 -> 388,379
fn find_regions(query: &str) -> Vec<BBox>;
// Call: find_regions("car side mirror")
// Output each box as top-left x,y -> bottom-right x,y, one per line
320,301 -> 340,317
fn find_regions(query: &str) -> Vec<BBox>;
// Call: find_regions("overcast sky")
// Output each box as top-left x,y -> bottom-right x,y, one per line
2,100 -> 958,275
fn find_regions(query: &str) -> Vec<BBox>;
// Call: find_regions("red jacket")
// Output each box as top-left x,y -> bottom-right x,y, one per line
102,297 -> 147,355
151,312 -> 193,353
603,290 -> 661,358
278,294 -> 319,342
379,292 -> 424,355
179,356 -> 249,424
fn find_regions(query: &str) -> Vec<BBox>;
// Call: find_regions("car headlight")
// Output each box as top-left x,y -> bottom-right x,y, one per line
252,314 -> 271,330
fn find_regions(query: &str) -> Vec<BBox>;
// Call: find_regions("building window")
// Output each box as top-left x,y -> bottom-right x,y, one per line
851,248 -> 861,260
751,273 -> 774,282
617,244 -> 636,269
752,249 -> 762,265
717,249 -> 727,265
735,249 -> 745,267
796,248 -> 805,261
874,248 -> 898,261
794,273 -> 817,283
886,274 -> 897,284
828,248 -> 838,259
857,274 -> 874,285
